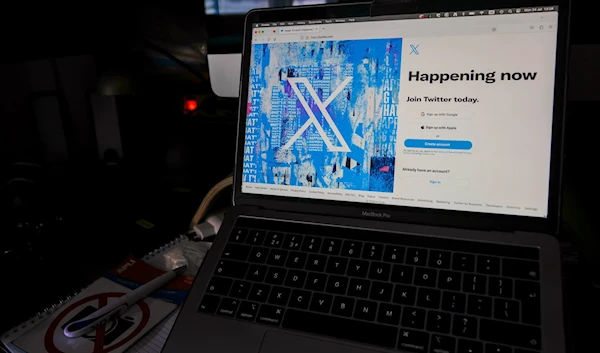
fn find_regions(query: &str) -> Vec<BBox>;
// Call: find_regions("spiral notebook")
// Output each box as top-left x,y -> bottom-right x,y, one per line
1,234 -> 203,353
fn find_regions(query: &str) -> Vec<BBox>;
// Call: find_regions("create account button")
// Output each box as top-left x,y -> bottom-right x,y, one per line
404,139 -> 473,150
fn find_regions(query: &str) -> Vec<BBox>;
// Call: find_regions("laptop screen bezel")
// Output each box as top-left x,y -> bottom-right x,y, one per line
233,0 -> 570,234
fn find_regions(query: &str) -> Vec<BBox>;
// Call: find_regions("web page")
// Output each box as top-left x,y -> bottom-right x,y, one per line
242,9 -> 559,218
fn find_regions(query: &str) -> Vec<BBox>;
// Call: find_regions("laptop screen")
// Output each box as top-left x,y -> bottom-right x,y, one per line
241,5 -> 559,218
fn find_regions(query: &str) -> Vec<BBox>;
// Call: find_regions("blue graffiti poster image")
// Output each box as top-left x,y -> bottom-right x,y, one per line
243,38 -> 402,193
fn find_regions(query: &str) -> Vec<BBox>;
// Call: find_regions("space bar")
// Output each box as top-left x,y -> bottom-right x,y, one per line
282,309 -> 398,348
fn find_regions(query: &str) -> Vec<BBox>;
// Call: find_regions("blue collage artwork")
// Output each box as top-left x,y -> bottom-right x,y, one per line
243,38 -> 402,193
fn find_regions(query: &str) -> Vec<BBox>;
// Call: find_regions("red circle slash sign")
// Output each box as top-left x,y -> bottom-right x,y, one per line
45,292 -> 150,353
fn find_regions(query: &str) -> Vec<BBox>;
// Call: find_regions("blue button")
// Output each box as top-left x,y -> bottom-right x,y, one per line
404,139 -> 473,150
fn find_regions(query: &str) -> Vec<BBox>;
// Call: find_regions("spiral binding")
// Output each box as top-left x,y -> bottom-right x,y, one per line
1,286 -> 87,342
142,234 -> 188,261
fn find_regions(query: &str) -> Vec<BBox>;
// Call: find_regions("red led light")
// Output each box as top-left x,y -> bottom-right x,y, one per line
185,100 -> 197,111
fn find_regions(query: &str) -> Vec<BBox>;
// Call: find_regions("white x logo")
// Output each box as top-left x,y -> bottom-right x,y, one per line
281,77 -> 352,153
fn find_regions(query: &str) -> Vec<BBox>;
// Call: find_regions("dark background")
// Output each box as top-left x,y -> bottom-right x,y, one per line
0,1 -> 598,352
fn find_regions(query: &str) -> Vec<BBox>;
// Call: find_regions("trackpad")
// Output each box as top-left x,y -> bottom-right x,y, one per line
260,331 -> 382,353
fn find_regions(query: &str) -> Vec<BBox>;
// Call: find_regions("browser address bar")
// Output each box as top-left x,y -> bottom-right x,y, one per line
278,26 -> 320,35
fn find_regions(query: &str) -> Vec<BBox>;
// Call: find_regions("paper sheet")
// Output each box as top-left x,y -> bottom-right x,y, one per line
126,308 -> 180,353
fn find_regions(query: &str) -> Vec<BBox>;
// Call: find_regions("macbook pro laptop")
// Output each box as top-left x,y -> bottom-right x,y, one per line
163,1 -> 569,352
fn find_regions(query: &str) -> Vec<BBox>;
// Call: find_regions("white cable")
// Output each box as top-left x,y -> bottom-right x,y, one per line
192,210 -> 226,241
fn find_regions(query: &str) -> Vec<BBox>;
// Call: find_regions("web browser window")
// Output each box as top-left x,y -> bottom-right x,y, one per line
241,6 -> 559,218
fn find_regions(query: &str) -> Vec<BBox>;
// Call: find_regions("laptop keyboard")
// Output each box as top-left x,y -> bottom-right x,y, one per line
198,218 -> 542,353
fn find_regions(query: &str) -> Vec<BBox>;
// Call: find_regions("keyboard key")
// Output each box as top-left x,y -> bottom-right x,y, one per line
268,286 -> 290,306
198,294 -> 220,313
230,280 -> 251,299
354,300 -> 377,321
321,238 -> 342,255
248,283 -> 271,302
301,236 -> 322,252
289,289 -> 311,309
222,243 -> 251,261
463,274 -> 486,294
480,319 -> 541,350
429,250 -> 451,269
310,293 -> 333,313
206,276 -> 232,295
306,254 -> 327,272
282,233 -> 303,250
257,304 -> 285,326
245,230 -> 266,245
265,267 -> 287,285
384,245 -> 405,263
494,299 -> 519,322
248,247 -> 268,263
477,256 -> 500,275
488,277 -> 513,298
362,243 -> 383,260
284,269 -> 306,288
401,307 -> 426,329
427,311 -> 451,334
486,344 -> 512,353
393,285 -> 416,305
326,257 -> 348,275
515,280 -> 540,325
439,270 -> 461,291
392,265 -> 414,284
305,272 -> 327,291
326,275 -> 348,295
266,249 -> 287,266
341,240 -> 363,258
217,298 -> 240,317
398,328 -> 429,353
414,267 -> 437,287
453,253 -> 475,272
377,303 -> 401,325
452,315 -> 477,338
369,262 -> 391,281
265,232 -> 284,248
214,260 -> 248,279
458,339 -> 483,353
286,251 -> 307,269
442,292 -> 466,313
246,264 -> 268,282
467,295 -> 492,317
502,259 -> 539,280
370,281 -> 393,302
236,301 -> 259,321
406,248 -> 428,266
347,259 -> 369,277
332,296 -> 355,317
417,288 -> 441,309
431,334 -> 456,353
348,278 -> 370,298
283,309 -> 398,348
230,228 -> 248,243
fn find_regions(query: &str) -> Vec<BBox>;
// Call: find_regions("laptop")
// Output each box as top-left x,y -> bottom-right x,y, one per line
163,0 -> 569,352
